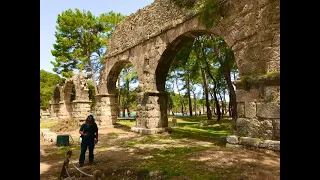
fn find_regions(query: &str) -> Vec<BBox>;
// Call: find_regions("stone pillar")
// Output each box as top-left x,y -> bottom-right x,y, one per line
95,94 -> 117,127
235,74 -> 280,140
72,100 -> 92,124
49,102 -> 59,118
131,91 -> 169,134
58,101 -> 72,120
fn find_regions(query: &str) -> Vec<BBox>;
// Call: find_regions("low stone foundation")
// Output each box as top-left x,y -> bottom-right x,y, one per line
40,128 -> 57,143
221,135 -> 280,151
131,127 -> 170,134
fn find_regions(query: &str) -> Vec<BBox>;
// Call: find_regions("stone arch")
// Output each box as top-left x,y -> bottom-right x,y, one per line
96,0 -> 280,139
59,79 -> 74,119
49,85 -> 61,118
96,52 -> 141,127
50,73 -> 92,122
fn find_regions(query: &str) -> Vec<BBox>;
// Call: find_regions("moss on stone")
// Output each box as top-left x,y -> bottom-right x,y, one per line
239,72 -> 280,91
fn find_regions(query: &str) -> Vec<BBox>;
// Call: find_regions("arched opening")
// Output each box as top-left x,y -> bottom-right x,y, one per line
156,31 -> 239,127
50,85 -> 61,117
53,86 -> 61,104
107,61 -> 139,122
63,80 -> 75,118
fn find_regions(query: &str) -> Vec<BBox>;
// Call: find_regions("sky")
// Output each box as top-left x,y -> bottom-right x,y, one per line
40,0 -> 231,101
40,0 -> 154,73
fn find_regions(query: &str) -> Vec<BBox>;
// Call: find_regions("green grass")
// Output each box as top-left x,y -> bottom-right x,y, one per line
40,121 -> 57,128
125,135 -> 161,147
168,116 -> 236,141
136,146 -> 220,180
117,120 -> 136,127
107,132 -> 120,137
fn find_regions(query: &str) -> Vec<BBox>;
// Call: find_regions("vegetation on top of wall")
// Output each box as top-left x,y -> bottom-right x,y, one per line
40,70 -> 65,110
171,0 -> 197,8
240,72 -> 280,91
171,0 -> 222,28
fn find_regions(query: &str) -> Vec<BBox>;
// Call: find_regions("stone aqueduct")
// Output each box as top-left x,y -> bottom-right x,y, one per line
50,0 -> 280,141
49,72 -> 92,122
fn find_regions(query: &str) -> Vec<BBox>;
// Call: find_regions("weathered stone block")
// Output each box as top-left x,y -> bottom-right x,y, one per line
226,135 -> 239,144
245,102 -> 256,118
273,119 -> 280,140
259,120 -> 273,140
226,143 -> 243,148
42,131 -> 57,143
237,103 -> 245,117
264,86 -> 280,102
259,140 -> 280,151
236,89 -> 260,102
236,118 -> 260,138
267,140 -> 280,151
239,137 -> 261,147
267,61 -> 280,72
146,118 -> 159,128
272,34 -> 280,46
257,103 -> 280,118
131,127 -> 169,134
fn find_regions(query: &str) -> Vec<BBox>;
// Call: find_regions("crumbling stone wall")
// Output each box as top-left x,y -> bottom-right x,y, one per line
96,0 -> 280,139
49,85 -> 61,118
49,72 -> 92,123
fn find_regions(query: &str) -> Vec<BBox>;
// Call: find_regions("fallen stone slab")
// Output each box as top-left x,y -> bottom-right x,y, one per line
239,137 -> 262,147
259,140 -> 280,151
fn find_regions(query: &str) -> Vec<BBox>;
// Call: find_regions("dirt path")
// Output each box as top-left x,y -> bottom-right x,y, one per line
40,126 -> 280,180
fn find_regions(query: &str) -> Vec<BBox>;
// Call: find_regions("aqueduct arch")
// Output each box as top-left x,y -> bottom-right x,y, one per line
96,0 -> 280,140
49,72 -> 92,122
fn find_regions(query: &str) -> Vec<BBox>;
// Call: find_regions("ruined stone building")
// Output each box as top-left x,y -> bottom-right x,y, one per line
51,0 -> 280,141
49,72 -> 92,123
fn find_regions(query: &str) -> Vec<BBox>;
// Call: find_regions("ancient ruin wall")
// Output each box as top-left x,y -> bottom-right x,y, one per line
49,73 -> 92,122
96,0 -> 280,139
106,0 -> 199,57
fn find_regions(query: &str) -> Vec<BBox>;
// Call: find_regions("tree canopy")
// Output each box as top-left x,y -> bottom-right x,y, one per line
40,70 -> 65,110
51,9 -> 125,93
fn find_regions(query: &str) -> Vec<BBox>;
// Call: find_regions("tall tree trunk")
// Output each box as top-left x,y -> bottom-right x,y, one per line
218,92 -> 224,118
209,91 -> 216,115
200,47 -> 221,121
186,74 -> 193,116
122,103 -> 125,118
213,86 -> 221,121
125,69 -> 131,118
201,68 -> 212,120
174,71 -> 184,116
87,50 -> 98,94
117,76 -> 121,117
212,94 -> 216,115
224,69 -> 237,121
223,89 -> 227,115
192,89 -> 197,116
202,93 -> 204,115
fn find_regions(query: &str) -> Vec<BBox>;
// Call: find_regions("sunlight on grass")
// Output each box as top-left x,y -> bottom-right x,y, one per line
117,120 -> 136,127
40,121 -> 57,128
137,146 -> 219,180
107,132 -> 120,137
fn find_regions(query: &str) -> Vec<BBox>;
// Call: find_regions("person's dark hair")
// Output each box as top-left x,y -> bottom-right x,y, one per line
86,115 -> 95,123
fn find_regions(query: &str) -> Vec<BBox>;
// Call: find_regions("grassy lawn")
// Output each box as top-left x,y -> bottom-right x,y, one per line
40,116 -> 279,180
40,120 -> 57,128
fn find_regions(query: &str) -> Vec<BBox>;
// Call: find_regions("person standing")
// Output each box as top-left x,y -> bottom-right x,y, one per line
78,115 -> 98,167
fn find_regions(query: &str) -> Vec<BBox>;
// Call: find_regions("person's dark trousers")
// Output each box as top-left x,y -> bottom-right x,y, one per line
79,140 -> 95,165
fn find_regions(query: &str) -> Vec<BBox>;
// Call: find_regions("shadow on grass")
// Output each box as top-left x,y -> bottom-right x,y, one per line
114,123 -> 133,132
169,115 -> 209,123
169,127 -> 229,144
136,146 -> 220,180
